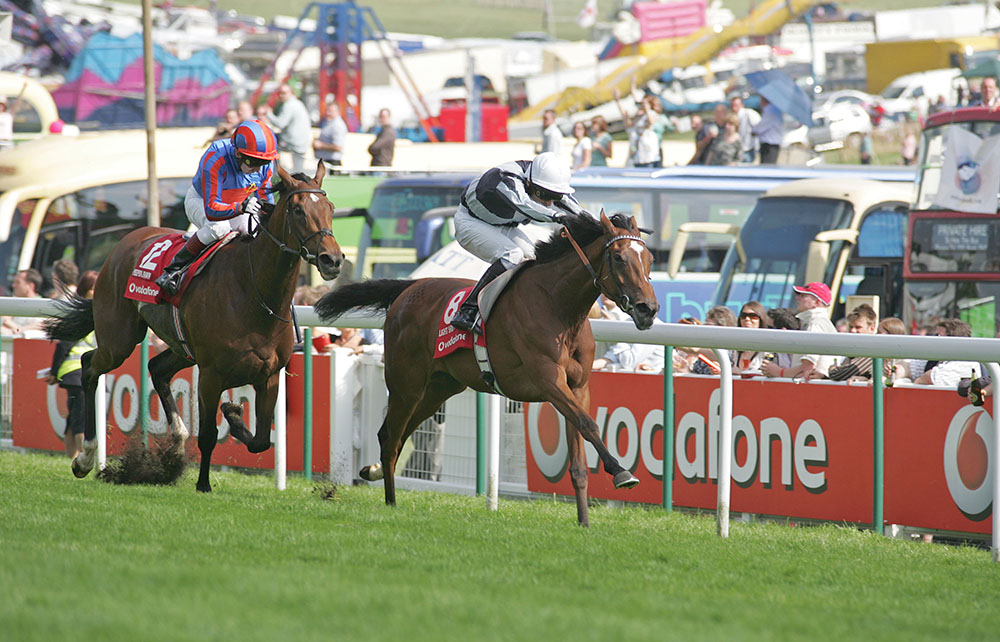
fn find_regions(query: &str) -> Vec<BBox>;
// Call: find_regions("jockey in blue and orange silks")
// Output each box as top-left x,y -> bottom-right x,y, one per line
155,119 -> 279,295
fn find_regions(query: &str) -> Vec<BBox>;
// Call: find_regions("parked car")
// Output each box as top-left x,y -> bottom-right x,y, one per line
814,89 -> 874,113
807,102 -> 873,149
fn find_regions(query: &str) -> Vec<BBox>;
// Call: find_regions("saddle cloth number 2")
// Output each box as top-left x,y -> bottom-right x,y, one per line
139,239 -> 175,272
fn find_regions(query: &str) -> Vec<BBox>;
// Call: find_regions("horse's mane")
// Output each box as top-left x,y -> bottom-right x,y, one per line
532,212 -> 632,264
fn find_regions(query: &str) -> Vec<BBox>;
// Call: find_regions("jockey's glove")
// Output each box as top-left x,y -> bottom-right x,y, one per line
242,196 -> 262,216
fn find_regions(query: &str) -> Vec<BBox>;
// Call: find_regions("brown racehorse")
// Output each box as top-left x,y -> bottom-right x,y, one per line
314,211 -> 659,525
44,162 -> 343,492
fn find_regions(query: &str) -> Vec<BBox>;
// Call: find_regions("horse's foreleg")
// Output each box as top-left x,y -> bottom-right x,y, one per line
566,425 -> 590,526
148,350 -> 194,446
243,371 -> 280,454
195,374 -> 224,492
545,377 -> 639,491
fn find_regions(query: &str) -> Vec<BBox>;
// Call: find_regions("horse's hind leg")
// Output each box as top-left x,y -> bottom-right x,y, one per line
379,377 -> 465,506
74,320 -> 148,478
148,350 -> 194,445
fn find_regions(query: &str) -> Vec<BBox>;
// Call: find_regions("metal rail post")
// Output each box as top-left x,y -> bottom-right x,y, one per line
476,392 -> 486,495
873,357 -> 884,535
662,346 -> 674,512
303,328 -> 313,481
140,336 -> 149,446
714,348 -> 732,538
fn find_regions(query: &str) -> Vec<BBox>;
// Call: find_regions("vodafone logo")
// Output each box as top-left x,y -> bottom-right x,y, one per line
943,406 -> 994,520
45,374 -> 258,445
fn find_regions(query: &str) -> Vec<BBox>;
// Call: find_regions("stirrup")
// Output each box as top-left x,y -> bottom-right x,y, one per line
451,305 -> 479,332
155,269 -> 183,295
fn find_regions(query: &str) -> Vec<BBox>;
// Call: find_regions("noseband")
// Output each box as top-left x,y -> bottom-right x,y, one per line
561,226 -> 647,314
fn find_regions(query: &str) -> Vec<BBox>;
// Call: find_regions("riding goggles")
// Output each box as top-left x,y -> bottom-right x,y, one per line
238,153 -> 270,168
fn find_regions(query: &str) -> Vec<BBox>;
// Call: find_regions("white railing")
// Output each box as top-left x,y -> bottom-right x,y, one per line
3,297 -> 1000,557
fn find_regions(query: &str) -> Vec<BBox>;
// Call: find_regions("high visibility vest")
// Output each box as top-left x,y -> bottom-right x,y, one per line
56,332 -> 96,380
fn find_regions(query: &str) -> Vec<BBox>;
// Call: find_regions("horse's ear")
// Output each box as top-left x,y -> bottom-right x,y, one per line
628,215 -> 640,232
313,158 -> 326,184
275,162 -> 294,187
599,209 -> 615,235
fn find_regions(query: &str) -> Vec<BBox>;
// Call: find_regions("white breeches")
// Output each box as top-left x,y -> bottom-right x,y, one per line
185,185 -> 250,245
454,208 -> 535,270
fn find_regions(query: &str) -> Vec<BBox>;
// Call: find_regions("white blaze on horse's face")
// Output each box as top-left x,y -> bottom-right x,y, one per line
309,194 -> 319,203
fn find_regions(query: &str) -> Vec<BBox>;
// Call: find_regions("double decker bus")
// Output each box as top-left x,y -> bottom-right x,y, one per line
906,107 -> 1000,337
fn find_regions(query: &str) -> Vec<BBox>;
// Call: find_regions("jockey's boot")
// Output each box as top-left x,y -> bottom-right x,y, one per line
451,259 -> 507,332
155,236 -> 207,296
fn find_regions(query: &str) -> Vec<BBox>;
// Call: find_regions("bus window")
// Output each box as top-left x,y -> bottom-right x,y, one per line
0,199 -> 33,291
905,281 -> 1000,337
9,100 -> 42,135
31,179 -> 190,284
857,208 -> 906,258
717,196 -> 853,310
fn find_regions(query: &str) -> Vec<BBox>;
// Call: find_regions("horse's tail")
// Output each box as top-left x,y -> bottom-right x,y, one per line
314,279 -> 414,321
42,293 -> 95,342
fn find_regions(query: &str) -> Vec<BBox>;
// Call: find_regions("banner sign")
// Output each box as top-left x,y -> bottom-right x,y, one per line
10,339 -> 331,474
931,126 -> 1000,215
525,372 -> 993,534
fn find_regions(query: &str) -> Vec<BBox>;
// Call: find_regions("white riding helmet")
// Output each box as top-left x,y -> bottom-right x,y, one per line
528,152 -> 574,195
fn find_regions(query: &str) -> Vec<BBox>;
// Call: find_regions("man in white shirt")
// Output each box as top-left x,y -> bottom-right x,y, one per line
541,109 -> 562,155
267,84 -> 312,173
761,282 -> 838,379
752,96 -> 784,164
313,102 -> 348,167
730,96 -> 761,163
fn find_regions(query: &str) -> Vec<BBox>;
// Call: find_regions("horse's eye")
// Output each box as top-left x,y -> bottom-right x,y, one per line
613,252 -> 626,265
294,204 -> 305,216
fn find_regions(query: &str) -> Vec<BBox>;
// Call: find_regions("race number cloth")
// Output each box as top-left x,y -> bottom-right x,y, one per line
932,126 -> 1000,215
434,287 -> 486,359
124,233 -> 234,306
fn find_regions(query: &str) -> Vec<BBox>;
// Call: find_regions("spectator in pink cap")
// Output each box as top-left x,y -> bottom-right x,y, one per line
761,282 -> 838,380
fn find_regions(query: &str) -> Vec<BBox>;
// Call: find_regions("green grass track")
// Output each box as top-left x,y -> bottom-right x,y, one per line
2,451 -> 998,641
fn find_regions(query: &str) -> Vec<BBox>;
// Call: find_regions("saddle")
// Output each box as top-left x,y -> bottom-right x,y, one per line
124,232 -> 238,306
433,263 -> 526,395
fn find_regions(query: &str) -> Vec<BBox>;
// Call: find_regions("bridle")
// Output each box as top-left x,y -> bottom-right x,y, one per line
247,186 -> 335,323
253,187 -> 334,263
561,225 -> 647,315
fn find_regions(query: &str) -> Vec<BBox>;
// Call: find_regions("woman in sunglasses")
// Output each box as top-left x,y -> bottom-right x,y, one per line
450,151 -> 587,332
732,300 -> 771,375
156,119 -> 279,295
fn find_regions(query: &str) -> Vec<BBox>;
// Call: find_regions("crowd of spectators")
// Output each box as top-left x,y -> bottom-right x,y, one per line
587,280 -> 994,408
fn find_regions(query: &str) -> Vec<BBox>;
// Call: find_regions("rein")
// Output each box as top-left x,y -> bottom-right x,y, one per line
560,225 -> 646,314
248,186 -> 332,324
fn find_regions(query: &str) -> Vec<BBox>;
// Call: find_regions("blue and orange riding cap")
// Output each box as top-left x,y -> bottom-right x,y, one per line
231,119 -> 279,161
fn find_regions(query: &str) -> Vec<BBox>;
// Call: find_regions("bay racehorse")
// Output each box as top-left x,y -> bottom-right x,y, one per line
44,161 -> 343,492
314,211 -> 658,525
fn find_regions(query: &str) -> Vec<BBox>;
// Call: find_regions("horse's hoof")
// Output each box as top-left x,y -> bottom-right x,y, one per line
359,463 -> 384,482
613,471 -> 639,489
196,482 -> 212,493
71,458 -> 91,479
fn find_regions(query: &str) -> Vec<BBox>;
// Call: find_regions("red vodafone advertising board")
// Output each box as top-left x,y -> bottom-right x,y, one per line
525,372 -> 994,535
9,339 -> 330,474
